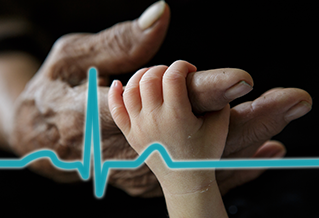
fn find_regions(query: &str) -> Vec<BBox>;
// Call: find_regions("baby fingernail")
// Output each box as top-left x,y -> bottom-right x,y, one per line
111,80 -> 116,87
285,101 -> 312,122
225,81 -> 253,100
138,1 -> 165,30
111,80 -> 120,88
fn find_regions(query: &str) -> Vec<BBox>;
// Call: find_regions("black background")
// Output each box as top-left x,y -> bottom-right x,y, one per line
0,0 -> 318,217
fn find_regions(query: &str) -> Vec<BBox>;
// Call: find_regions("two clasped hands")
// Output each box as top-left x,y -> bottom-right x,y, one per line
0,1 -> 312,217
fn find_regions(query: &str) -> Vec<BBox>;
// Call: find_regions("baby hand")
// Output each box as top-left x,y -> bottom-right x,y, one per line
108,60 -> 230,196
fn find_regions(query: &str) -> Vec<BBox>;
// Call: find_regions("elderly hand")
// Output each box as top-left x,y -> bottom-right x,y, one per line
8,1 -> 312,198
187,70 -> 312,195
9,1 -> 170,185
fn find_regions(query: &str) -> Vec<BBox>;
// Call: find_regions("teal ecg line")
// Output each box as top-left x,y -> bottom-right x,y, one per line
0,67 -> 318,198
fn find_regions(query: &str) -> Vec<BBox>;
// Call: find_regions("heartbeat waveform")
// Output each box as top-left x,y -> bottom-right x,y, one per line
0,67 -> 318,198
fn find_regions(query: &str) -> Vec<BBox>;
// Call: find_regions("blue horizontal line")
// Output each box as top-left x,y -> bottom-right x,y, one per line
0,68 -> 316,198
2,145 -> 319,169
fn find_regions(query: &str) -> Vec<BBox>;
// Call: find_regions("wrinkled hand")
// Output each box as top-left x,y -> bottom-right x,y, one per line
187,71 -> 312,195
9,1 -> 313,198
10,1 -> 170,191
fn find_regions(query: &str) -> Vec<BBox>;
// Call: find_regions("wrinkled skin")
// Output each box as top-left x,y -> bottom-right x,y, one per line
9,2 -> 312,198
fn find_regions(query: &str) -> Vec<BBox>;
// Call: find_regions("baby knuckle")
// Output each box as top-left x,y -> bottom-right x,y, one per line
123,85 -> 137,98
164,70 -> 184,83
139,66 -> 167,83
172,60 -> 188,65
139,74 -> 157,85
110,106 -> 123,121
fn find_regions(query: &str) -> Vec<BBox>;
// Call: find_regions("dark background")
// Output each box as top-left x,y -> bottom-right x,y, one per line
0,0 -> 318,217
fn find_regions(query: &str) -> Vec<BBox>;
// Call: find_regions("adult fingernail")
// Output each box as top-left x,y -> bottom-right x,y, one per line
138,1 -> 165,30
225,81 -> 253,100
266,149 -> 286,158
284,101 -> 312,122
273,150 -> 286,158
255,147 -> 286,159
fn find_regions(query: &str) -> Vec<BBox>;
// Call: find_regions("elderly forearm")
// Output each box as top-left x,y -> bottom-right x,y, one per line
0,52 -> 40,150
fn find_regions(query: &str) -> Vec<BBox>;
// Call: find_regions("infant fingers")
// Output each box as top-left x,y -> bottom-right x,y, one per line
108,80 -> 130,134
162,60 -> 197,111
123,68 -> 149,117
139,65 -> 168,112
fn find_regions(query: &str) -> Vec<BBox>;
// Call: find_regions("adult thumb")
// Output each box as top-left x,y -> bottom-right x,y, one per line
48,1 -> 170,85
